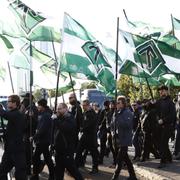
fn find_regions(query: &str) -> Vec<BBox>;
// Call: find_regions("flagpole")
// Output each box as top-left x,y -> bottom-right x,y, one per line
123,9 -> 128,21
139,51 -> 154,100
7,61 -> 14,93
29,40 -> 33,169
69,72 -> 76,97
115,17 -> 119,101
51,35 -> 60,112
53,13 -> 66,112
123,9 -> 153,100
171,14 -> 175,37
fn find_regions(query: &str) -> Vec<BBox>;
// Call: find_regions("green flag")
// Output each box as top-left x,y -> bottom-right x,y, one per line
60,13 -> 98,80
0,34 -> 14,53
172,17 -> 180,30
8,0 -> 45,35
28,24 -> 61,42
82,41 -> 112,70
62,13 -> 119,92
97,67 -> 115,93
119,29 -> 179,77
127,20 -> 164,38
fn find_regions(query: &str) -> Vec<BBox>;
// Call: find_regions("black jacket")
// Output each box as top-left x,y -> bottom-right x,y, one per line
54,112 -> 76,155
156,95 -> 176,127
23,103 -> 38,140
82,108 -> 97,136
33,109 -> 52,145
70,103 -> 83,131
0,108 -> 25,153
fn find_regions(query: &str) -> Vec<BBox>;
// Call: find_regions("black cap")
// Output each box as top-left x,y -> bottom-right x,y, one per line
38,99 -> 47,108
158,85 -> 168,91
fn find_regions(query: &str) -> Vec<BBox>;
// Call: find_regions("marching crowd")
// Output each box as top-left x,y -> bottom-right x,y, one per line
0,84 -> 179,180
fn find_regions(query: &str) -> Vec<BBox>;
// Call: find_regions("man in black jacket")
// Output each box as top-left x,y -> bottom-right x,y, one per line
54,103 -> 83,180
156,85 -> 176,168
20,93 -> 38,175
69,93 -> 83,147
30,99 -> 54,180
75,100 -> 99,174
0,95 -> 27,180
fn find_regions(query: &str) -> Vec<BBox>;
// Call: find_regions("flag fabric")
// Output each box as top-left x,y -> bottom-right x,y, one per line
172,17 -> 180,30
0,35 -> 14,52
28,25 -> 61,42
158,32 -> 179,47
119,29 -> 180,78
0,64 -> 6,81
0,0 -> 26,38
82,41 -> 112,70
61,13 -> 117,93
8,0 -> 45,35
159,74 -> 180,87
132,76 -> 161,86
60,13 -> 97,80
127,20 -> 164,38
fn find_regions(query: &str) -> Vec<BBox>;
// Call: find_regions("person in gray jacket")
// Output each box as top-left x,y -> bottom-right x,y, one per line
111,96 -> 137,180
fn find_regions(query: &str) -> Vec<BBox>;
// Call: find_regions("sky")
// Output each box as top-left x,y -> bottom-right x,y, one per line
1,0 -> 180,95
22,0 -> 180,47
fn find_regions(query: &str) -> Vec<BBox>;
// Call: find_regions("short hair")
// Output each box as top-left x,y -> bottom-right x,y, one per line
104,100 -> 110,107
82,99 -> 90,105
117,96 -> 127,107
158,85 -> 168,91
69,93 -> 76,99
9,95 -> 20,107
58,103 -> 68,109
38,99 -> 47,108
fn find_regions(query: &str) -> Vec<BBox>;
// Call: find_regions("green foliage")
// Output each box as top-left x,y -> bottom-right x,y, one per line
81,82 -> 96,90
117,75 -> 180,102
33,89 -> 42,102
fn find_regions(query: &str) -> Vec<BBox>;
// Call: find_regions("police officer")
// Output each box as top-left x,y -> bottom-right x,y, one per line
0,95 -> 27,180
30,99 -> 54,180
156,85 -> 176,168
53,103 -> 84,180
75,100 -> 99,174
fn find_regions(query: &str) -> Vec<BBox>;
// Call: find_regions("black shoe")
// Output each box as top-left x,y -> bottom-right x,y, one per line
89,168 -> 98,174
48,174 -> 55,180
30,175 -> 39,180
37,160 -> 45,173
127,177 -> 138,180
111,173 -> 119,180
158,163 -> 166,168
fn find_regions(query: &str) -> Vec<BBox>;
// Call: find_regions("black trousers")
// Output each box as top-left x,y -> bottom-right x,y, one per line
0,151 -> 27,180
142,132 -> 159,159
107,133 -> 117,164
25,140 -> 33,174
75,135 -> 99,169
113,146 -> 136,178
55,153 -> 83,180
160,127 -> 172,163
99,131 -> 107,162
32,143 -> 54,176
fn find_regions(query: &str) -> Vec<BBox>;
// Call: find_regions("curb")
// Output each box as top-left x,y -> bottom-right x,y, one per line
134,165 -> 172,180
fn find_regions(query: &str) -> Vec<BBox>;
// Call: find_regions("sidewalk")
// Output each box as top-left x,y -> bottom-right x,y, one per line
134,158 -> 180,180
1,144 -> 180,180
